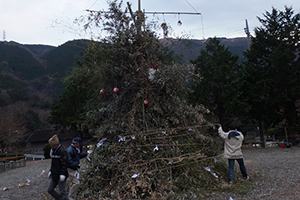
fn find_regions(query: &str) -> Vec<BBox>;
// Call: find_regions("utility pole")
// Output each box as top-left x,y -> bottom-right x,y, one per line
138,0 -> 141,13
244,19 -> 251,49
137,0 -> 143,33
3,30 -> 6,41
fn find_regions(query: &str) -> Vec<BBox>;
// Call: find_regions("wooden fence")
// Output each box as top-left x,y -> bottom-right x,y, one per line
0,156 -> 26,173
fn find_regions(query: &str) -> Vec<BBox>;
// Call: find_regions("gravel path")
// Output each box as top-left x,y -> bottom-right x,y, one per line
1,147 -> 300,200
0,159 -> 51,200
207,147 -> 300,200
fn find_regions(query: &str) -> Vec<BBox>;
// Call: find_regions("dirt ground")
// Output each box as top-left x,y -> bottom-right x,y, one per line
207,147 -> 300,200
1,147 -> 300,200
0,159 -> 51,200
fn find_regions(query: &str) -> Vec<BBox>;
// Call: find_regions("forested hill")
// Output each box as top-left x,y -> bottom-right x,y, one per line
162,37 -> 249,62
0,37 -> 248,135
0,37 -> 248,86
0,37 -> 248,97
0,40 -> 88,80
0,37 -> 248,82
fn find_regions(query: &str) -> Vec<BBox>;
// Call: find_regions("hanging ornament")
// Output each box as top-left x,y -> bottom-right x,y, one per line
99,88 -> 105,95
161,22 -> 168,37
161,22 -> 167,29
177,14 -> 182,26
113,87 -> 119,94
144,99 -> 149,106
164,29 -> 168,36
177,20 -> 182,26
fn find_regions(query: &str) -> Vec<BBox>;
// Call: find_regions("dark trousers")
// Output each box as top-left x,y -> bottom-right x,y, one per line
47,178 -> 68,200
228,158 -> 248,182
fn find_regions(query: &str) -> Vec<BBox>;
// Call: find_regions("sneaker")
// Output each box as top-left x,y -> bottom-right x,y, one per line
229,181 -> 233,184
244,176 -> 249,181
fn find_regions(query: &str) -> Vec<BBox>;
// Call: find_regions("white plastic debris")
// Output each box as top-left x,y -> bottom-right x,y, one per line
87,150 -> 93,154
75,171 -> 80,179
229,197 -> 234,200
118,136 -> 126,142
97,138 -> 107,147
131,135 -> 136,140
214,157 -> 217,163
204,167 -> 211,172
131,173 -> 140,178
148,68 -> 156,81
153,145 -> 159,151
188,128 -> 193,131
213,173 -> 219,178
162,131 -> 167,136
3,187 -> 7,191
87,150 -> 93,161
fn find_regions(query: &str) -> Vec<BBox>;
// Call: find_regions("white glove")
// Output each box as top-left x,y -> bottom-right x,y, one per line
59,175 -> 66,182
48,171 -> 52,179
218,126 -> 223,133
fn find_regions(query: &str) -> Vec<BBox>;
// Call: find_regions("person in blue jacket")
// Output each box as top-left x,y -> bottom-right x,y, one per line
66,137 -> 87,200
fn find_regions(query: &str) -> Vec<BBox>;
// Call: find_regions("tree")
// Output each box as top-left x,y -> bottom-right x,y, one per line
52,1 -> 226,199
190,37 -> 245,127
244,6 -> 300,142
49,56 -> 96,129
0,104 -> 27,152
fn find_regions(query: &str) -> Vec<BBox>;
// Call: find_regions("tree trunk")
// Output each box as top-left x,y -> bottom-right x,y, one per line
259,120 -> 265,148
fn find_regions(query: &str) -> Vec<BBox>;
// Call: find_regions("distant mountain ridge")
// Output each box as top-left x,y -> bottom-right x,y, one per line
161,37 -> 249,62
0,37 -> 248,81
0,37 -> 249,133
0,37 -> 248,98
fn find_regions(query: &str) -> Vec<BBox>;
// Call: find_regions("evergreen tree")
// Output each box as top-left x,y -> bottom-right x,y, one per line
244,6 -> 300,140
190,37 -> 245,127
52,1 -> 227,199
48,48 -> 100,129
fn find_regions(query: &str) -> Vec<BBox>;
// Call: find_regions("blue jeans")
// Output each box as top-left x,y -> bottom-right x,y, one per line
47,178 -> 68,200
228,158 -> 248,182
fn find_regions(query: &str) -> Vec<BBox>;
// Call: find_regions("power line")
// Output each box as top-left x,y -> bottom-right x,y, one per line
144,11 -> 200,15
89,0 -> 99,9
184,0 -> 199,13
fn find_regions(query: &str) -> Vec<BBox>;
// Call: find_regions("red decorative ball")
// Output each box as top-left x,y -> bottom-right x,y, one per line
99,88 -> 105,95
161,22 -> 167,28
113,87 -> 119,94
144,99 -> 149,105
151,63 -> 158,70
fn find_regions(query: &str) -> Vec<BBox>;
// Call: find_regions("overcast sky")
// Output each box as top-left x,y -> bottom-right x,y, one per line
1,0 -> 299,46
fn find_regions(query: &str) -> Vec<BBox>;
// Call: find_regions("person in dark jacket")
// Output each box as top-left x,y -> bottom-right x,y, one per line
47,134 -> 69,200
67,137 -> 87,200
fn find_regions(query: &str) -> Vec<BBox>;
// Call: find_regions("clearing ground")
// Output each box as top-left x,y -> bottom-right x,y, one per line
1,147 -> 300,200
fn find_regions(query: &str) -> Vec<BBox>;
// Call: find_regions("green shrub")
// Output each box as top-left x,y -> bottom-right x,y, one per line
43,144 -> 51,159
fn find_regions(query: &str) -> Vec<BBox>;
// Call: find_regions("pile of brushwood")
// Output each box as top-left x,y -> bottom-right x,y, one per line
78,123 -> 228,199
59,1 -> 229,199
